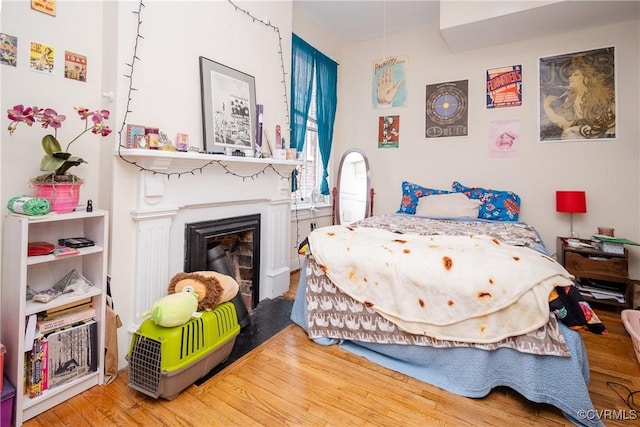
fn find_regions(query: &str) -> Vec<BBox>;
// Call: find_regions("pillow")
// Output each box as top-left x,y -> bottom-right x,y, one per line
415,193 -> 482,218
396,181 -> 450,215
452,181 -> 521,221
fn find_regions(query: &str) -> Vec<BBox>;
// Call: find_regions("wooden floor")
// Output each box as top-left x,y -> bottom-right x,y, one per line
24,271 -> 640,426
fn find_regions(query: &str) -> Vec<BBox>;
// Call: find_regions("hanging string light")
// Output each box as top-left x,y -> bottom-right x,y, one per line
115,0 -> 291,181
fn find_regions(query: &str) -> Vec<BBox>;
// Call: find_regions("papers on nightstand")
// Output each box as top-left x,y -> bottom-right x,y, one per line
592,235 -> 640,245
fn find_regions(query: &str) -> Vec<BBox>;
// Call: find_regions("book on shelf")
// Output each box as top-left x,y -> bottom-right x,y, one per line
52,246 -> 80,257
36,306 -> 96,333
41,300 -> 93,320
45,297 -> 92,316
26,334 -> 48,398
47,320 -> 98,389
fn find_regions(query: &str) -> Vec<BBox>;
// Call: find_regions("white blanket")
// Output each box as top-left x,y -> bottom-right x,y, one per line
308,225 -> 575,343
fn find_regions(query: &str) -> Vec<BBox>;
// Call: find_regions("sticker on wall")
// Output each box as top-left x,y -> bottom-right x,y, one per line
29,41 -> 54,74
539,47 -> 616,142
425,79 -> 468,138
372,56 -> 407,109
64,51 -> 87,82
378,115 -> 399,148
0,33 -> 17,67
486,65 -> 522,108
31,0 -> 56,16
489,119 -> 520,158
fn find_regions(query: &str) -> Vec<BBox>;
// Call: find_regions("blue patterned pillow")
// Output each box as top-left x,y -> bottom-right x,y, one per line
451,181 -> 521,221
397,181 -> 451,215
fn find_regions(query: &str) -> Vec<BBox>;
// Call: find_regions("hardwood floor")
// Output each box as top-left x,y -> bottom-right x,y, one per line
24,271 -> 640,426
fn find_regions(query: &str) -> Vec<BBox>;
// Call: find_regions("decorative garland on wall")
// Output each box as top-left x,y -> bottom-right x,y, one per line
115,0 -> 291,181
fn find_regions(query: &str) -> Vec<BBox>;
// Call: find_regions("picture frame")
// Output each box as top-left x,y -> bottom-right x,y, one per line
126,124 -> 145,148
199,56 -> 256,152
538,47 -> 616,142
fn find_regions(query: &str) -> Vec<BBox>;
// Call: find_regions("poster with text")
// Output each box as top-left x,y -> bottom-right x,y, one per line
539,47 -> 616,142
378,115 -> 400,148
425,79 -> 468,138
31,0 -> 56,16
30,41 -> 54,74
489,119 -> 519,157
372,56 -> 407,108
64,51 -> 87,82
0,33 -> 17,67
486,65 -> 522,108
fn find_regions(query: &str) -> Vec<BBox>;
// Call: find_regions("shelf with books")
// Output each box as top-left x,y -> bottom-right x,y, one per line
25,287 -> 101,317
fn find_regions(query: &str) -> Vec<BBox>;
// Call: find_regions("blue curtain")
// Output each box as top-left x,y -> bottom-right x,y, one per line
291,34 -> 315,153
315,52 -> 338,195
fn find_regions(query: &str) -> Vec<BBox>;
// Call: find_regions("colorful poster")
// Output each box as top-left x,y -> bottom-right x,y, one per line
425,79 -> 468,138
64,51 -> 87,82
539,47 -> 616,142
31,0 -> 56,16
486,65 -> 522,108
372,56 -> 408,108
378,115 -> 399,148
0,33 -> 17,67
489,119 -> 520,158
30,41 -> 54,74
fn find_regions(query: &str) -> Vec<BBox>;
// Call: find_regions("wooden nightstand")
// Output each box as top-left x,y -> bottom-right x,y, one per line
556,236 -> 632,309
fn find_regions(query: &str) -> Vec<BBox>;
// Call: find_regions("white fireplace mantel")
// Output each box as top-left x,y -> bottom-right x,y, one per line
115,149 -> 300,331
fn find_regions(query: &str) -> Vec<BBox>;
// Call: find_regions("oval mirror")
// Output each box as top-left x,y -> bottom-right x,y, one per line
334,148 -> 371,225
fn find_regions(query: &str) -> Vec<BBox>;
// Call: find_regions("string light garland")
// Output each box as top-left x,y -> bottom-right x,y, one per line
115,0 -> 291,181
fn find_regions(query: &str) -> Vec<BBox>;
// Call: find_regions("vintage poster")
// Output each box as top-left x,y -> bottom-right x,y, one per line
425,79 -> 468,138
0,33 -> 17,67
30,41 -> 54,74
539,47 -> 616,142
378,115 -> 399,148
64,51 -> 87,82
372,56 -> 408,109
31,0 -> 56,16
486,65 -> 522,108
489,119 -> 520,158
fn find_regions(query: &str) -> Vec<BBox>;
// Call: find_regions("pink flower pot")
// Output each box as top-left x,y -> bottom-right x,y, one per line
31,181 -> 82,213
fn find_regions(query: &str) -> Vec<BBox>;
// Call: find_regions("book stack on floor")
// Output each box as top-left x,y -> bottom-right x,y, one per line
25,298 -> 98,398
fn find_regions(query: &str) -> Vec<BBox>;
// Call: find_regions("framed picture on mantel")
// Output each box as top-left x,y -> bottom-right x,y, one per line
199,56 -> 256,152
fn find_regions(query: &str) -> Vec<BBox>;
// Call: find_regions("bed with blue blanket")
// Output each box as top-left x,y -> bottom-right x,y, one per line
291,212 -> 605,427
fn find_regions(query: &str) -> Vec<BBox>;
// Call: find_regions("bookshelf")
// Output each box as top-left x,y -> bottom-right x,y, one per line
1,210 -> 108,425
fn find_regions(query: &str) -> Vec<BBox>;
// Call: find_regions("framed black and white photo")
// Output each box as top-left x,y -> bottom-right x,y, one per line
199,56 -> 256,152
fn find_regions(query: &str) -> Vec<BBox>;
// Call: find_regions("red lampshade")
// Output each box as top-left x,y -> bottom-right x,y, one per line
556,191 -> 587,214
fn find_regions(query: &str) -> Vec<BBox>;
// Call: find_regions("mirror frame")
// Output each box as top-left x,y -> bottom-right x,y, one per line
334,148 -> 371,225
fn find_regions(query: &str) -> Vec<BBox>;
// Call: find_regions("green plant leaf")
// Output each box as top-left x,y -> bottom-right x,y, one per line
41,134 -> 62,157
40,154 -> 65,172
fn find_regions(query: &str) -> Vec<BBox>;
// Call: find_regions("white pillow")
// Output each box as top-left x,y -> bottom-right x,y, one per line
415,193 -> 482,218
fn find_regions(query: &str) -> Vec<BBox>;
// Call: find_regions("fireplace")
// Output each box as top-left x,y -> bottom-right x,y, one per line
184,214 -> 260,310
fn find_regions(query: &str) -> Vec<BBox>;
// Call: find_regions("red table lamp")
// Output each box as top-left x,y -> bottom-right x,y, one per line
556,191 -> 587,238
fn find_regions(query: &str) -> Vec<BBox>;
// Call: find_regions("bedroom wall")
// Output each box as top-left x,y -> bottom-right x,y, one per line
327,19 -> 640,277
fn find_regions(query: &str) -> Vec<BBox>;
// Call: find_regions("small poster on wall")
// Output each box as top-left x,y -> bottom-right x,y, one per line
425,79 -> 468,138
372,56 -> 407,109
539,47 -> 616,142
30,41 -> 55,74
486,65 -> 522,108
489,119 -> 520,158
378,115 -> 400,148
64,51 -> 87,82
0,33 -> 17,67
31,0 -> 56,16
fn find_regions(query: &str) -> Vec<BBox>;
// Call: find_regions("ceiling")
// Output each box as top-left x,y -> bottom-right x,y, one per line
292,0 -> 440,45
292,1 -> 640,50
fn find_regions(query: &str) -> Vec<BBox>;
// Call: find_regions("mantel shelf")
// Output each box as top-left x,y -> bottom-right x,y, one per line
114,148 -> 301,172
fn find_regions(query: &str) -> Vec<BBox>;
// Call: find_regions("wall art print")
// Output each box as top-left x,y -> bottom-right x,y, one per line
425,79 -> 468,138
378,115 -> 399,148
30,41 -> 54,74
200,56 -> 256,152
539,47 -> 616,142
372,56 -> 407,109
486,65 -> 522,108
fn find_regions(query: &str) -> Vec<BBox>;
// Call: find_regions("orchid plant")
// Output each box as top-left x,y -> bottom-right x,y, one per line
7,104 -> 112,181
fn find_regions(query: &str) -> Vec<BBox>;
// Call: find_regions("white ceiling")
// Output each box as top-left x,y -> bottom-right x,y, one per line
292,0 -> 640,50
292,0 -> 440,45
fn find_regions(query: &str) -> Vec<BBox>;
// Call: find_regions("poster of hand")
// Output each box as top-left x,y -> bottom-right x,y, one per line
372,56 -> 407,108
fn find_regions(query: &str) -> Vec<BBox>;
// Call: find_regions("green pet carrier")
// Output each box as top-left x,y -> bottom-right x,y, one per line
127,301 -> 240,400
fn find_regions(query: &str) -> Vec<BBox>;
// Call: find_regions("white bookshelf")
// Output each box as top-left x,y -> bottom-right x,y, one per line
1,210 -> 108,425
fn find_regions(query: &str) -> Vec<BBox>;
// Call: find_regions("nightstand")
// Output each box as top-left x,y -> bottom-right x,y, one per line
556,236 -> 632,309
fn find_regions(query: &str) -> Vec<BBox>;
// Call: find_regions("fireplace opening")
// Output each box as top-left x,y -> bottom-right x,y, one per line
184,214 -> 260,311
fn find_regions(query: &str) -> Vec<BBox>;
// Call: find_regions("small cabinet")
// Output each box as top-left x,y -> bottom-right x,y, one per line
0,210 -> 108,426
557,236 -> 632,308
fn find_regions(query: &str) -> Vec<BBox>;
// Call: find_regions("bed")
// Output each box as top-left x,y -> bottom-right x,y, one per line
290,181 -> 606,427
